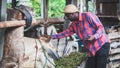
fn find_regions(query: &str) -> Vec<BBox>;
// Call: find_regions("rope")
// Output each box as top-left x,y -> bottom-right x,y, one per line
62,37 -> 68,56
34,39 -> 38,68
56,39 -> 60,54
43,56 -> 48,68
37,39 -> 56,68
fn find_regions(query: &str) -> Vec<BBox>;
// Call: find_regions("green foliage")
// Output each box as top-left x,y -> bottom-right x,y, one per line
30,0 -> 65,17
49,0 -> 65,17
7,3 -> 12,8
54,52 -> 87,68
30,0 -> 41,17
7,0 -> 65,18
88,1 -> 95,13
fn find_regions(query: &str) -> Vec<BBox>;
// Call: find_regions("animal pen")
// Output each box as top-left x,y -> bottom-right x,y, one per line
0,0 -> 120,68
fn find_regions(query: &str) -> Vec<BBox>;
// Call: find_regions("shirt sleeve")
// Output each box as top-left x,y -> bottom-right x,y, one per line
87,13 -> 104,39
51,23 -> 75,39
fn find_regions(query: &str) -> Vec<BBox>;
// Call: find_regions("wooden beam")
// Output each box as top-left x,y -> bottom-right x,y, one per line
111,62 -> 120,68
86,0 -> 88,12
41,0 -> 49,21
12,0 -> 17,8
44,0 -> 48,22
71,0 -> 77,6
110,48 -> 120,54
0,20 -> 26,28
96,0 -> 119,3
109,54 -> 120,61
107,61 -> 120,68
66,0 -> 72,5
36,17 -> 65,24
108,34 -> 120,40
0,17 -> 65,29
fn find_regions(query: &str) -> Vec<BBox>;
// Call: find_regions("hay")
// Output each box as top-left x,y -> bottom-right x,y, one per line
54,52 -> 87,68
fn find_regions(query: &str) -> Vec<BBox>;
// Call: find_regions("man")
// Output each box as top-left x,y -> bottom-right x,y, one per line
49,4 -> 111,68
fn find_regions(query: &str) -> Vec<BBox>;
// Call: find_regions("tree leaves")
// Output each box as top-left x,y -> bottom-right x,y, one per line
30,0 -> 65,18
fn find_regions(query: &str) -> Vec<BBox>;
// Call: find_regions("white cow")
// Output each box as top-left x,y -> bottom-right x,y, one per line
21,36 -> 57,68
2,6 -> 58,68
1,36 -> 57,68
36,25 -> 58,36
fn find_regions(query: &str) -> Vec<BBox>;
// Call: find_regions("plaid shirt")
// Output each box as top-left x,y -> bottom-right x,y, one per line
51,12 -> 110,57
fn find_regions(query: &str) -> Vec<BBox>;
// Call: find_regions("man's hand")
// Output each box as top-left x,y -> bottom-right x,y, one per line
40,35 -> 51,42
87,36 -> 95,41
84,36 -> 95,42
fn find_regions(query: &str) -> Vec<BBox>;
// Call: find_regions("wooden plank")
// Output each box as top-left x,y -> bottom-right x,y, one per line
110,42 -> 120,48
108,34 -> 120,40
107,61 -> 120,68
0,17 -> 65,29
96,0 -> 118,3
66,0 -> 72,5
109,48 -> 120,54
110,62 -> 120,68
36,17 -> 64,24
0,20 -> 26,28
109,54 -> 120,61
97,15 -> 118,18
12,0 -> 17,8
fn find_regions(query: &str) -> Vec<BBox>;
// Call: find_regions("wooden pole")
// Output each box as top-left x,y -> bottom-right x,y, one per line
0,0 -> 7,61
66,0 -> 72,5
44,0 -> 49,34
1,26 -> 25,68
0,17 -> 65,29
12,0 -> 17,8
0,20 -> 25,28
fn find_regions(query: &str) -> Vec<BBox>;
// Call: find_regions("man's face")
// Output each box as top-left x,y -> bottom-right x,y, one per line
65,13 -> 77,21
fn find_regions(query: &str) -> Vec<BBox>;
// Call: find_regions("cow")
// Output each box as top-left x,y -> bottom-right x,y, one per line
0,5 -> 58,68
1,5 -> 79,68
1,34 -> 58,68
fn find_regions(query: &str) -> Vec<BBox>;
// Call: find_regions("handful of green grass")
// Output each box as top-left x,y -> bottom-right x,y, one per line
54,52 -> 87,68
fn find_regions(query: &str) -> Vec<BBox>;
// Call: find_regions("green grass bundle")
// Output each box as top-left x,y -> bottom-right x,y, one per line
55,52 -> 87,68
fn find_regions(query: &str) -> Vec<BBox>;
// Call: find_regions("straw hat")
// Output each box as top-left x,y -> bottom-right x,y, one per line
63,4 -> 79,13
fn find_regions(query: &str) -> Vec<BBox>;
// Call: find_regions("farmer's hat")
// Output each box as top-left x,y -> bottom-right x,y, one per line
63,4 -> 79,13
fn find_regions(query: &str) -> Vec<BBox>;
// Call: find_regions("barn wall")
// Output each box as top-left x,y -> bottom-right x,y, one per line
96,1 -> 120,27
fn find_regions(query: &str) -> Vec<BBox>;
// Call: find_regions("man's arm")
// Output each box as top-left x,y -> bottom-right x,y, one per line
51,23 -> 75,39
